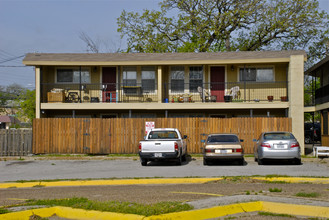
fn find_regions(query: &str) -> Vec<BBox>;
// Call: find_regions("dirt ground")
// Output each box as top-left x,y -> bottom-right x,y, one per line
1,178 -> 328,207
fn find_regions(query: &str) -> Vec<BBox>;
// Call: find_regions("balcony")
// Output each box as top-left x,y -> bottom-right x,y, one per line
40,81 -> 288,104
315,84 -> 329,105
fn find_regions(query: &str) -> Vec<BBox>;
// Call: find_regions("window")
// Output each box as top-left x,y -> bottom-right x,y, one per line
57,68 -> 90,83
170,66 -> 185,93
142,66 -> 155,93
122,66 -> 137,94
122,66 -> 137,86
189,66 -> 203,92
239,67 -> 274,82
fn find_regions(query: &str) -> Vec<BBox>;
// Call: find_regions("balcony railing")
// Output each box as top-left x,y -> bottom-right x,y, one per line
41,81 -> 288,104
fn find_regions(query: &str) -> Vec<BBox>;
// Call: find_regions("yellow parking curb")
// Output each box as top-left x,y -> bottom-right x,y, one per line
253,177 -> 329,184
1,201 -> 328,219
0,178 -> 223,189
0,206 -> 144,220
1,177 -> 329,189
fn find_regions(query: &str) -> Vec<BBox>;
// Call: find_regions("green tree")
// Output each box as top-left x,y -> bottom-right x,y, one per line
117,0 -> 328,63
304,77 -> 320,122
16,89 -> 35,126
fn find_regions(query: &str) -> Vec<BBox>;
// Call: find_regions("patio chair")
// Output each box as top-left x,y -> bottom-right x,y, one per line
229,86 -> 241,99
197,86 -> 210,102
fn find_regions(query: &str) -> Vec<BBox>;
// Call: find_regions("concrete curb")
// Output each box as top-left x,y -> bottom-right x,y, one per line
1,201 -> 329,220
0,177 -> 222,189
1,177 -> 329,189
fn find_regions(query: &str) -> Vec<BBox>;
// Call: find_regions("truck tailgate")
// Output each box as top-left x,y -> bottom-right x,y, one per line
140,140 -> 176,153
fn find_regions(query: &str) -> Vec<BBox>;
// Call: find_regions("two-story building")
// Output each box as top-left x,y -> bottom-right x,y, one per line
23,50 -> 306,152
305,56 -> 329,147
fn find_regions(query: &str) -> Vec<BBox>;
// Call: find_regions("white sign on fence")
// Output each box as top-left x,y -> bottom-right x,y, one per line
145,121 -> 155,134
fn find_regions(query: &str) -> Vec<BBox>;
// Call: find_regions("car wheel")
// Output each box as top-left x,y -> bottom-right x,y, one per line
294,158 -> 301,165
141,159 -> 147,166
258,158 -> 263,165
182,154 -> 187,162
254,156 -> 257,162
176,155 -> 182,165
203,158 -> 208,166
305,135 -> 311,144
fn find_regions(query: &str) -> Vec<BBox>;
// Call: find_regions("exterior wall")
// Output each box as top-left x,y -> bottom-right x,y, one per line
288,55 -> 305,154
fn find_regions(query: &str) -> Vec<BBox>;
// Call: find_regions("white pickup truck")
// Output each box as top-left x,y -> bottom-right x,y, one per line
138,128 -> 188,166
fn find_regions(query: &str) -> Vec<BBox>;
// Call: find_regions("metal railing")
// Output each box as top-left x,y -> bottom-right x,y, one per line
41,81 -> 288,103
164,81 -> 288,103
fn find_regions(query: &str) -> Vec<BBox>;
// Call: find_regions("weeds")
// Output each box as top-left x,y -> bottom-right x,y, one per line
269,188 -> 282,192
258,211 -> 295,218
295,192 -> 320,198
0,208 -> 10,214
25,197 -> 193,216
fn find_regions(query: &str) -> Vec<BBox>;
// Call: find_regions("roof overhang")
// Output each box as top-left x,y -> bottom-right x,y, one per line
305,56 -> 329,76
23,51 -> 307,66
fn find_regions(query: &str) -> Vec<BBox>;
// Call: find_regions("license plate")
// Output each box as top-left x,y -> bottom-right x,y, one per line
215,149 -> 232,154
274,144 -> 287,149
154,153 -> 162,157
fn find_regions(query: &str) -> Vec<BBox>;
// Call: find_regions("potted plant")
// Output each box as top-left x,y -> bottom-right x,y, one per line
224,95 -> 232,102
280,96 -> 288,102
267,96 -> 274,102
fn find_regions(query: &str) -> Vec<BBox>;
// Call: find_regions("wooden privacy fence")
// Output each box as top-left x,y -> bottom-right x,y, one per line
33,117 -> 291,155
0,129 -> 33,156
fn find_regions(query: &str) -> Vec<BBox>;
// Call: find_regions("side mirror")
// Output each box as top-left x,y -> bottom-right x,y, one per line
201,139 -> 206,143
183,135 -> 188,139
252,139 -> 257,142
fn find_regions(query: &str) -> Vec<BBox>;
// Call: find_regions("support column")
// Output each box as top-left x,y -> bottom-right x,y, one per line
288,55 -> 305,154
157,66 -> 162,103
35,67 -> 41,118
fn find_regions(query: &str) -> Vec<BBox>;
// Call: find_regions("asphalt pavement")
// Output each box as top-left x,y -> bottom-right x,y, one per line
0,157 -> 328,182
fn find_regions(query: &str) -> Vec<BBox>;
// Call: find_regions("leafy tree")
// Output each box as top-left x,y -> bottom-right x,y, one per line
304,77 -> 320,122
117,0 -> 328,64
15,89 -> 35,126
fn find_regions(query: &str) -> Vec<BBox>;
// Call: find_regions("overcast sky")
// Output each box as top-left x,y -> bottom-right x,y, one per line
0,0 -> 328,88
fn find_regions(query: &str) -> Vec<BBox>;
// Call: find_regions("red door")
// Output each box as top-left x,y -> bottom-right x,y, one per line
210,66 -> 225,102
102,67 -> 116,102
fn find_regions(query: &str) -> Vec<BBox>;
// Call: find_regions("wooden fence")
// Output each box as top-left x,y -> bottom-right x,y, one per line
0,129 -> 33,156
33,117 -> 291,155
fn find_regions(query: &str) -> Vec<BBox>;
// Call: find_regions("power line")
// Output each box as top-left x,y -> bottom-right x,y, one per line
0,65 -> 29,67
0,55 -> 25,64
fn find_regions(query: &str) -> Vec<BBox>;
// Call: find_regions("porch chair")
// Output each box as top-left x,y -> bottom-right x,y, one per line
197,86 -> 210,102
229,86 -> 241,99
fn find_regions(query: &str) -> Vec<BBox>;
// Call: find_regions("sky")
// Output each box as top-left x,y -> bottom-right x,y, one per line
0,0 -> 328,89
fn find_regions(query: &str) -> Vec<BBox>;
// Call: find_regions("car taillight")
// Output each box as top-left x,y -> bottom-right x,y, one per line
205,149 -> 212,153
291,143 -> 300,148
235,149 -> 242,153
174,142 -> 178,151
261,143 -> 271,148
139,143 -> 142,151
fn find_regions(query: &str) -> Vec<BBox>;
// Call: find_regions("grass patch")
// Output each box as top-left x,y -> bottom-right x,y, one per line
0,208 -> 10,214
269,188 -> 282,192
264,174 -> 289,178
258,211 -> 295,218
295,192 -> 320,198
25,197 -> 193,216
107,154 -> 139,157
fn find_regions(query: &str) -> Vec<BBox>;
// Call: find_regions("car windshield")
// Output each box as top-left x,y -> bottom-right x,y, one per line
207,135 -> 239,143
264,133 -> 294,140
148,131 -> 178,139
